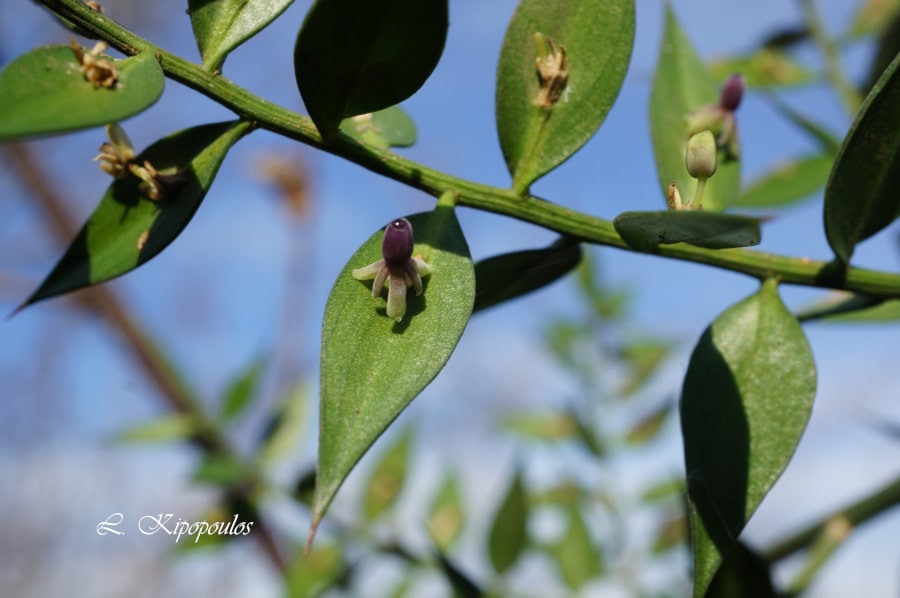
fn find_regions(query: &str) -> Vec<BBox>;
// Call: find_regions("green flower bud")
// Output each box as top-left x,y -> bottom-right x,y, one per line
685,130 -> 718,179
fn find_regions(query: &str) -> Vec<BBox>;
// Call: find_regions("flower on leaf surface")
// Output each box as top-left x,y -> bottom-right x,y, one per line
352,218 -> 432,322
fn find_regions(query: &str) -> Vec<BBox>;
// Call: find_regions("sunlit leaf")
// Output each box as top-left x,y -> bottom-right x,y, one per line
546,507 -> 604,589
495,0 -> 635,193
735,155 -> 831,208
294,0 -> 448,138
489,470 -> 529,574
0,45 -> 164,140
189,0 -> 294,71
708,50 -> 813,88
338,105 -> 417,150
473,237 -> 581,313
21,121 -> 250,308
428,471 -> 466,552
824,50 -> 900,263
363,428 -> 412,522
614,210 -> 763,252
681,279 -> 815,597
650,6 -> 740,211
312,206 -> 474,538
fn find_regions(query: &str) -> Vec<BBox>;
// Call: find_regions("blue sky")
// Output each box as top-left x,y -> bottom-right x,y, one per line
1,1 -> 899,596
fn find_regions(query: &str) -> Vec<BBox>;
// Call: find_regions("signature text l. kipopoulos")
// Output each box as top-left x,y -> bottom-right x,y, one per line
96,512 -> 254,543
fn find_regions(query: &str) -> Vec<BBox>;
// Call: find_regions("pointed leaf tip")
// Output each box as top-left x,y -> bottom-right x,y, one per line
313,207 -> 474,530
22,120 -> 250,308
824,49 -> 900,264
681,280 -> 815,596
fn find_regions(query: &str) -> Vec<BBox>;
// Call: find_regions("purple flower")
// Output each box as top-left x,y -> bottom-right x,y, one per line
352,218 -> 432,322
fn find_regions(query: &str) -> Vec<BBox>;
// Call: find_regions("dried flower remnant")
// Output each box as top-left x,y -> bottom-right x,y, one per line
534,32 -> 569,108
94,123 -> 189,201
93,123 -> 135,177
70,39 -> 118,89
352,218 -> 432,322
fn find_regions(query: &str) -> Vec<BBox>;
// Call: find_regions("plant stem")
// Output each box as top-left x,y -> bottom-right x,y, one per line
798,0 -> 863,116
31,0 -> 900,299
762,474 -> 900,561
784,516 -> 852,596
3,140 -> 288,575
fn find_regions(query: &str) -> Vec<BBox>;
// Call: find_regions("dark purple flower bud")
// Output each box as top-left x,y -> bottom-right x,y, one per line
719,74 -> 745,112
382,218 -> 414,267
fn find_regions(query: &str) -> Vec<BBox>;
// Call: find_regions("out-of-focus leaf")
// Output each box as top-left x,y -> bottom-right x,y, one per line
848,0 -> 900,37
286,543 -> 345,598
312,206 -> 474,539
708,49 -> 813,88
824,50 -> 900,264
531,481 -> 580,508
363,428 -> 412,522
293,469 -> 317,507
115,414 -> 198,444
546,507 -> 604,589
193,454 -> 246,487
706,542 -> 777,598
0,46 -> 164,140
293,0 -> 447,139
624,403 -> 673,445
495,0 -> 635,193
650,6 -> 740,211
681,279 -> 815,597
618,337 -> 673,397
735,154 -> 831,208
473,238 -> 581,313
188,0 -> 294,71
504,412 -> 579,441
428,472 -> 466,552
221,357 -> 266,421
489,471 -> 529,574
641,478 -> 685,504
435,552 -> 485,598
760,26 -> 810,50
338,106 -> 417,150
577,252 -> 630,320
764,92 -> 841,154
862,11 -> 900,96
21,120 -> 250,308
614,211 -> 764,252
258,383 -> 309,465
797,293 -> 900,323
574,413 -> 605,457
652,513 -> 688,554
